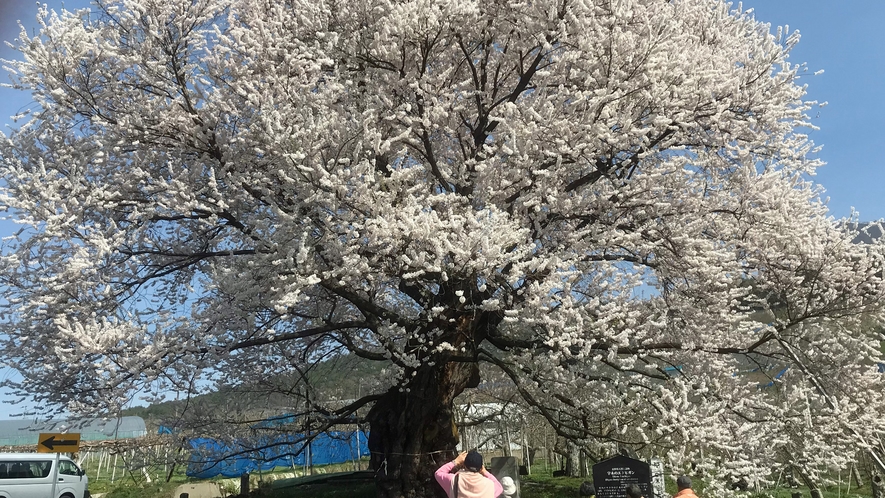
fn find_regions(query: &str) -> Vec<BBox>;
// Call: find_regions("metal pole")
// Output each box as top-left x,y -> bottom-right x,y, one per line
50,452 -> 60,498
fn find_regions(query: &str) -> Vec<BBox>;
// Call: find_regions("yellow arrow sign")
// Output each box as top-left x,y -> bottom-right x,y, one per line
37,433 -> 81,453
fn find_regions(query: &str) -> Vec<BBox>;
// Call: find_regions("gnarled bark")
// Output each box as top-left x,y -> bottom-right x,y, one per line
367,359 -> 480,498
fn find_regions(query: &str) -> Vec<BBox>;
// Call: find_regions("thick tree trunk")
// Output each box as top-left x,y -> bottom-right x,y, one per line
366,359 -> 479,498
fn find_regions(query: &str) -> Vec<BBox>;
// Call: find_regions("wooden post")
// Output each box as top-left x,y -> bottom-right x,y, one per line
307,429 -> 313,476
95,451 -> 103,480
852,464 -> 864,488
522,428 -> 531,475
351,432 -> 358,472
505,426 -> 512,458
240,473 -> 250,496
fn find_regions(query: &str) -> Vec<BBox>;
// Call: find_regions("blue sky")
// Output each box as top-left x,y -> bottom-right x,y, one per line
746,1 -> 885,221
0,1 -> 883,418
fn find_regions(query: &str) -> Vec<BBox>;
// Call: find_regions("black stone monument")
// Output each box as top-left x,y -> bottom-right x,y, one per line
592,455 -> 653,498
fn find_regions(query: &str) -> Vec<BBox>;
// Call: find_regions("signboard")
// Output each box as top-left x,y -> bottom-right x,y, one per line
650,457 -> 668,498
592,455 -> 653,498
37,433 -> 81,453
489,456 -> 520,498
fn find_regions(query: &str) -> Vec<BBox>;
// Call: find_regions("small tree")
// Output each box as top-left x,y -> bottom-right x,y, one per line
2,0 -> 885,497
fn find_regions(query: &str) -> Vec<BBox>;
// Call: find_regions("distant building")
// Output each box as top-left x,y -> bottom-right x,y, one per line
0,417 -> 147,447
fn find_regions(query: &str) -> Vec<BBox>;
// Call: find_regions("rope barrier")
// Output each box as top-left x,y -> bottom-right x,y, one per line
369,450 -> 450,457
367,450 -> 453,476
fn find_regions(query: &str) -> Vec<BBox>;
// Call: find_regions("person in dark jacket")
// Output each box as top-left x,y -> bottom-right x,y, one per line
626,484 -> 645,498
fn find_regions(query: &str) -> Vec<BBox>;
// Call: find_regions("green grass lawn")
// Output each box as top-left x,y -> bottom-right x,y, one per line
89,458 -> 877,498
749,485 -> 873,498
255,462 -> 584,498
520,476 -> 585,498
101,481 -> 182,498
262,482 -> 377,498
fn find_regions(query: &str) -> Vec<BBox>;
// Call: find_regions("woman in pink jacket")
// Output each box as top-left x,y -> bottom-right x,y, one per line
434,451 -> 504,498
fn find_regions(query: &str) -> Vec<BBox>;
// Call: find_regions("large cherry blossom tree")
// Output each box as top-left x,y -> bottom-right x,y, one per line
2,0 -> 885,496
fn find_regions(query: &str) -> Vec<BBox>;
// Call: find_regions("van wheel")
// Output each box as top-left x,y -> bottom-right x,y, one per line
60,494 -> 75,498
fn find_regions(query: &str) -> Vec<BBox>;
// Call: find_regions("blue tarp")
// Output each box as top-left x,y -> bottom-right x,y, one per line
186,430 -> 370,478
759,367 -> 789,388
251,413 -> 299,428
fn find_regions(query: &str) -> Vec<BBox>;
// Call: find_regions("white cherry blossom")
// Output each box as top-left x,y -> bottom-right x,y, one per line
1,1 -> 884,496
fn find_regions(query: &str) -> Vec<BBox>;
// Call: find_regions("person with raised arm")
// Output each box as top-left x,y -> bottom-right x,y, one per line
434,450 -> 504,498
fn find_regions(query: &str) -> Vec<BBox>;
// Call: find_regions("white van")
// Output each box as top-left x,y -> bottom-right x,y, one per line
0,453 -> 89,498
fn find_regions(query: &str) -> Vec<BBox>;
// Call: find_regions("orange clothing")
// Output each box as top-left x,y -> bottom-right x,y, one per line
675,488 -> 699,498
